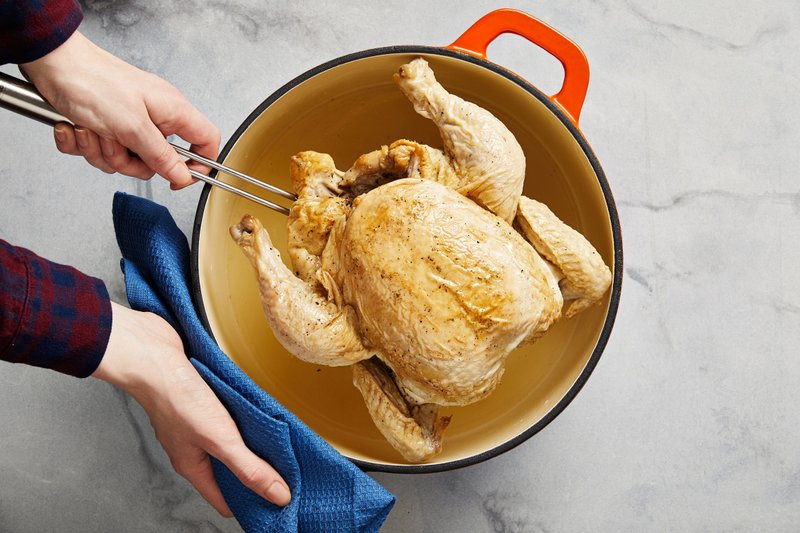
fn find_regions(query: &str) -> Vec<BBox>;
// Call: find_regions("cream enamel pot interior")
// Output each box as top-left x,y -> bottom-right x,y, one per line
191,9 -> 622,473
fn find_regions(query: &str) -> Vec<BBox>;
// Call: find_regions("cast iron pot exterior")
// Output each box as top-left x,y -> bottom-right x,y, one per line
191,10 -> 622,473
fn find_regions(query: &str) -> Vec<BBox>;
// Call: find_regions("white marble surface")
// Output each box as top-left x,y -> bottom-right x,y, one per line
2,0 -> 799,531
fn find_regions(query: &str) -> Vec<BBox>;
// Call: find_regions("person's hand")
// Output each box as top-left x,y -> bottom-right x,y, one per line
92,303 -> 291,516
20,31 -> 219,190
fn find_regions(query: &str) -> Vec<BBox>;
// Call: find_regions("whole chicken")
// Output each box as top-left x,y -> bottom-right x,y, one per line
230,59 -> 612,462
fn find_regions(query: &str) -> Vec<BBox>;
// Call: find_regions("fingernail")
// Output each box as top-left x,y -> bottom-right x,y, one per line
75,127 -> 88,148
265,481 -> 291,506
166,161 -> 189,185
54,125 -> 66,143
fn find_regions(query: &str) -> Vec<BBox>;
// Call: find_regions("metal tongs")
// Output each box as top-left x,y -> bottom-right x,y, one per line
0,72 -> 295,215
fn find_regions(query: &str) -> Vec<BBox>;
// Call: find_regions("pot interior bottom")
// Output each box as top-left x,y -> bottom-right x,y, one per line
197,51 -> 615,468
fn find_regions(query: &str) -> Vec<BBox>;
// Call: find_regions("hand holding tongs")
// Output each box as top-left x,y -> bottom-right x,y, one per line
0,72 -> 295,215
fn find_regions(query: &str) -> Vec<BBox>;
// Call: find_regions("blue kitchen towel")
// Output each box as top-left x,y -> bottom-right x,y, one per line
111,192 -> 395,533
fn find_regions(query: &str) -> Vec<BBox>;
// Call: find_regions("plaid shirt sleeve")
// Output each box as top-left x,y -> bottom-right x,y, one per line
0,0 -> 84,65
0,239 -> 112,378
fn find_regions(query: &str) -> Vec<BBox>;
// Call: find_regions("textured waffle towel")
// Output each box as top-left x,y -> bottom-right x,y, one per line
111,192 -> 395,533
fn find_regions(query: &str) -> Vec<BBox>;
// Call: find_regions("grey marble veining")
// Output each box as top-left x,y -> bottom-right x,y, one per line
2,0 -> 800,531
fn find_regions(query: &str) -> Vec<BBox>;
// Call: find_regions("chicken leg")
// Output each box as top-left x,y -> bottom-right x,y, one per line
394,58 -> 526,223
230,215 -> 372,366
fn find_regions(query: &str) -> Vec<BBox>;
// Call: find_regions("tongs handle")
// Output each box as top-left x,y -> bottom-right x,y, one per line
0,72 -> 294,215
0,71 -> 67,126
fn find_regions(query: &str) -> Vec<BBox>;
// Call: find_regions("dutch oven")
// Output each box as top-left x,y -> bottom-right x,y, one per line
191,8 -> 623,473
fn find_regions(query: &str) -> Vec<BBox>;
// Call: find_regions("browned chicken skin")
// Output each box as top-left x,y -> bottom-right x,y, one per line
230,59 -> 612,462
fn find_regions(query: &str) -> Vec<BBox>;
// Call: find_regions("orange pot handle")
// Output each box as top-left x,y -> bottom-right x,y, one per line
447,9 -> 589,125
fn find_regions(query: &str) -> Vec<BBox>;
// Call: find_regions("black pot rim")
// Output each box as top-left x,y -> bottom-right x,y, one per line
191,44 -> 623,475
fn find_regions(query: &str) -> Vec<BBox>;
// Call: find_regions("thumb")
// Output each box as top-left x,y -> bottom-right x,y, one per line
214,440 -> 292,507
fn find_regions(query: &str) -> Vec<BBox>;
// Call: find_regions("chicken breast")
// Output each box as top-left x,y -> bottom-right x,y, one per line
334,178 -> 560,406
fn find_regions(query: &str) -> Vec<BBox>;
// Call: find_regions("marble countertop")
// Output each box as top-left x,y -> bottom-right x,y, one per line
2,1 -> 798,531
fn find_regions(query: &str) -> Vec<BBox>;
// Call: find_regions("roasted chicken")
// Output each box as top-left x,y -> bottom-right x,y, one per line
230,58 -> 612,462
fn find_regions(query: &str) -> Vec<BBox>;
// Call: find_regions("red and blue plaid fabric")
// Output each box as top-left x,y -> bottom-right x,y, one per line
0,239 -> 112,377
0,0 -> 83,65
1,2 -> 109,375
